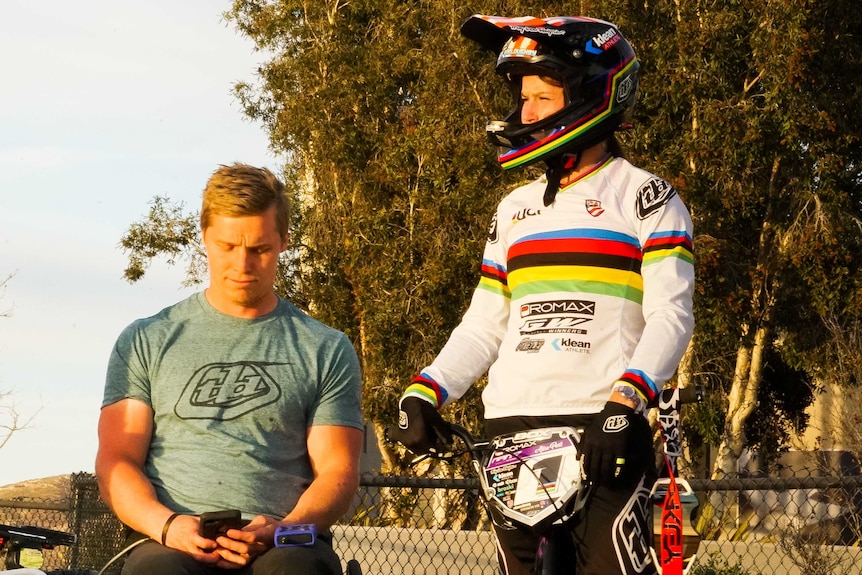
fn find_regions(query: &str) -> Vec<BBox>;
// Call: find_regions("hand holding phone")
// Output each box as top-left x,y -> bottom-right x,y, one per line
199,510 -> 245,539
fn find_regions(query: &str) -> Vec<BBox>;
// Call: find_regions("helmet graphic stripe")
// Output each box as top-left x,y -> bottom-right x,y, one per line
500,57 -> 638,170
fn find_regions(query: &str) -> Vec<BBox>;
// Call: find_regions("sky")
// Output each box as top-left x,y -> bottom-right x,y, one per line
0,1 -> 281,486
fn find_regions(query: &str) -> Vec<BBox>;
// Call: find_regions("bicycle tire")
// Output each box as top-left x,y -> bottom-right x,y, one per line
345,558 -> 362,575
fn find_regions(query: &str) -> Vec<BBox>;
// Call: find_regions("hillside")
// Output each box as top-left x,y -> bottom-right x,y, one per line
0,474 -> 71,502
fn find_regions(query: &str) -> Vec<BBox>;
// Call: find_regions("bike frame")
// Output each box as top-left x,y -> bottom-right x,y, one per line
401,385 -> 703,575
651,385 -> 704,575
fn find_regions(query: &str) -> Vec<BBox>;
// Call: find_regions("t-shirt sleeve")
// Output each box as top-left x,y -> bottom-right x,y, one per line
102,321 -> 153,408
309,332 -> 363,429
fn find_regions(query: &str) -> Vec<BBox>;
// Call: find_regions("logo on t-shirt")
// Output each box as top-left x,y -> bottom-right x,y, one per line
175,362 -> 282,420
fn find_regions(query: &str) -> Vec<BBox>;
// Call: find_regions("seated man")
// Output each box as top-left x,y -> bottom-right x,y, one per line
95,163 -> 363,575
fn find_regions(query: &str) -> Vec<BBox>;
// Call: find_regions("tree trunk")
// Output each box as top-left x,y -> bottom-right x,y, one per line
711,323 -> 769,478
711,158 -> 782,478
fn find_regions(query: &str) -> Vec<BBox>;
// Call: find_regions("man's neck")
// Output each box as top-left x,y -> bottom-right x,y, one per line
204,288 -> 280,318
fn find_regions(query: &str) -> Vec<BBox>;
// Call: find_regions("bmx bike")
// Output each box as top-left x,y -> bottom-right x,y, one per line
388,385 -> 703,575
0,523 -> 94,574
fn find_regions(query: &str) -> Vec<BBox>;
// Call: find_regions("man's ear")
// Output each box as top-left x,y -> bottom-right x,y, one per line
280,234 -> 290,252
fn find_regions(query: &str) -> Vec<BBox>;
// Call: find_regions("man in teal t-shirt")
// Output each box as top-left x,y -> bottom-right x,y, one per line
96,163 -> 363,575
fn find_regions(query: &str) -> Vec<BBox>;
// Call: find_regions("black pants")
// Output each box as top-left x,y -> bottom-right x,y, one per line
486,414 -> 658,575
120,534 -> 342,575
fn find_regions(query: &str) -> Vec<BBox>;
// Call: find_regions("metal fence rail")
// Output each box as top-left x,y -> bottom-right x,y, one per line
1,472 -> 860,574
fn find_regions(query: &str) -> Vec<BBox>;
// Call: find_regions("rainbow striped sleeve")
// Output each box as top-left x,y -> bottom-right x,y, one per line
642,230 -> 693,267
477,258 -> 510,298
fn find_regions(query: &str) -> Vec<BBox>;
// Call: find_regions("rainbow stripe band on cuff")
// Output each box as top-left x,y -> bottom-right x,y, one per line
401,375 -> 447,409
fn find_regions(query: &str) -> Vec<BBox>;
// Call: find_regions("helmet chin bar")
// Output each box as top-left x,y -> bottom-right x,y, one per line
487,92 -> 593,172
486,101 -> 573,150
487,113 -> 584,206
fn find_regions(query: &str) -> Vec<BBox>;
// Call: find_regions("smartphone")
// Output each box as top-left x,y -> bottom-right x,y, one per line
199,510 -> 244,539
274,523 -> 316,547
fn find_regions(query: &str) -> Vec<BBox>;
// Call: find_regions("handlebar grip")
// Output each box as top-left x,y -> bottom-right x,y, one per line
661,384 -> 704,405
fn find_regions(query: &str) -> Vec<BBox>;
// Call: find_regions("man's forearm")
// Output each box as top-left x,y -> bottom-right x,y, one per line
281,472 -> 359,529
97,459 -> 174,540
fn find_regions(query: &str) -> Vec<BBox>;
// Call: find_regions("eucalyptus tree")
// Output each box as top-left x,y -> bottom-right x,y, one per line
610,0 -> 862,476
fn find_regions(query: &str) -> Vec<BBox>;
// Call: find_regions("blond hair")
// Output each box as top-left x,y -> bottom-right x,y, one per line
200,163 -> 290,240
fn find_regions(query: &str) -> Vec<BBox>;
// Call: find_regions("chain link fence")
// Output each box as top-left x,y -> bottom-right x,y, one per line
2,471 -> 861,574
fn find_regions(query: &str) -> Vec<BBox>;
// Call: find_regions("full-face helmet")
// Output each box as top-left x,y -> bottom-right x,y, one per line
460,15 -> 639,174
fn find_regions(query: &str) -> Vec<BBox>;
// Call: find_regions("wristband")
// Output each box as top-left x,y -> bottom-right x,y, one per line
161,512 -> 180,545
274,523 -> 317,547
612,383 -> 647,414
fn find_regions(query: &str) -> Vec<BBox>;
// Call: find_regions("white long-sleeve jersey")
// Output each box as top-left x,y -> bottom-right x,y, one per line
408,156 -> 694,418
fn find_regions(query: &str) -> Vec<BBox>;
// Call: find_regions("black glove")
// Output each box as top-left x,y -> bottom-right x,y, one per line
388,397 -> 452,455
580,401 -> 648,487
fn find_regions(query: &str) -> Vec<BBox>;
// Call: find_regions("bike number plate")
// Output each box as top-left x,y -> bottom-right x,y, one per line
482,426 -> 582,528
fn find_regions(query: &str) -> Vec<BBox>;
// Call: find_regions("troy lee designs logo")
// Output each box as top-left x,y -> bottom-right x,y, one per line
636,178 -> 677,220
175,362 -> 281,420
614,481 -> 654,572
617,75 -> 635,103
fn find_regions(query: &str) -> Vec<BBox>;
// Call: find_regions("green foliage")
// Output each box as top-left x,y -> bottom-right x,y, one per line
689,553 -> 754,575
119,197 -> 203,286
696,498 -> 756,544
615,0 -> 862,456
743,350 -> 815,466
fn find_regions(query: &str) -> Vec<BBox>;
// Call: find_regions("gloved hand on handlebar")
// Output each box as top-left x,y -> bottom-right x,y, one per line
389,396 -> 453,455
580,401 -> 649,487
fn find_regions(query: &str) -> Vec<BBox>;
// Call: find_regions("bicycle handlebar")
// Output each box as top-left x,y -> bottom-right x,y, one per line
445,423 -> 487,455
0,524 -> 77,550
659,384 -> 704,406
386,385 -> 704,459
